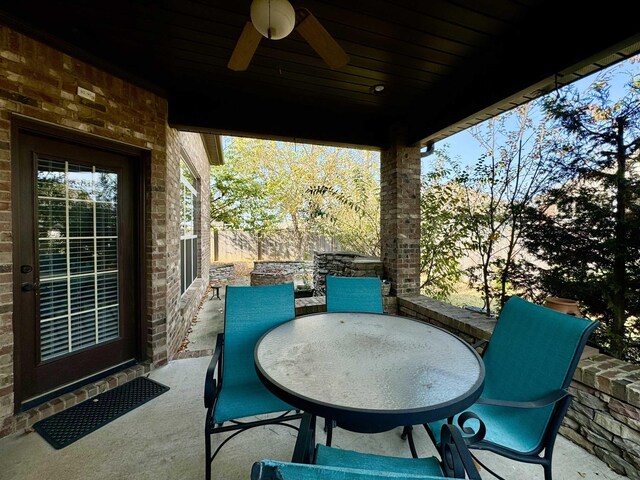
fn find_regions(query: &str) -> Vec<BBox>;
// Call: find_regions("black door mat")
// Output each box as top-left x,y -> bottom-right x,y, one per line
34,376 -> 170,449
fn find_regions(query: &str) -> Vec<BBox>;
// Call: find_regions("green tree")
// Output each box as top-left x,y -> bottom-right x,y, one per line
307,158 -> 380,256
220,138 -> 380,259
455,104 -> 559,315
419,152 -> 470,299
210,166 -> 278,234
520,68 -> 640,359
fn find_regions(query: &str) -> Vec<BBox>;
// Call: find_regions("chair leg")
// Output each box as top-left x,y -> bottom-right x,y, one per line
404,426 -> 419,458
423,423 -> 438,447
543,463 -> 552,480
323,418 -> 336,446
205,430 -> 212,480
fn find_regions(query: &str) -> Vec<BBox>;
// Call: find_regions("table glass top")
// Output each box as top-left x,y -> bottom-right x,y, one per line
256,312 -> 482,412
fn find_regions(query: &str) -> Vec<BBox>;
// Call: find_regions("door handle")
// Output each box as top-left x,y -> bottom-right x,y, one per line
21,282 -> 40,292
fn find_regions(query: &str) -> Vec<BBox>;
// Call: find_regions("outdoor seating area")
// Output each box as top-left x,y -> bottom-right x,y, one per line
0,263 -> 637,479
0,332 -> 624,480
195,280 -> 606,479
0,2 -> 638,479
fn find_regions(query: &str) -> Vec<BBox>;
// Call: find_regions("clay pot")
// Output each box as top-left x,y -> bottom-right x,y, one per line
543,296 -> 582,317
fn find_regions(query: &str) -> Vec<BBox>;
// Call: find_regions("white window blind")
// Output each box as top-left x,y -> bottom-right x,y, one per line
37,159 -> 120,361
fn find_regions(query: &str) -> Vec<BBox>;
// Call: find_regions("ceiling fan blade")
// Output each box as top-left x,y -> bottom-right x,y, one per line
296,11 -> 349,70
228,22 -> 262,71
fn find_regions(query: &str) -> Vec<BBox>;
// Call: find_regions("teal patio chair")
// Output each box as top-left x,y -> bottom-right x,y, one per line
204,283 -> 302,480
323,274 -> 384,441
251,413 -> 481,479
425,296 -> 599,480
325,275 -> 383,313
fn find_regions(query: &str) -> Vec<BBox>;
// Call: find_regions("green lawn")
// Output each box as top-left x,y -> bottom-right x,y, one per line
447,282 -> 484,308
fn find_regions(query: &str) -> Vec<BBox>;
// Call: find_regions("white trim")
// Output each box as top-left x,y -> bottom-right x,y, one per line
180,172 -> 198,196
41,304 -> 120,324
93,164 -> 99,344
39,236 -> 118,241
39,195 -> 115,205
64,161 -> 72,353
39,269 -> 119,282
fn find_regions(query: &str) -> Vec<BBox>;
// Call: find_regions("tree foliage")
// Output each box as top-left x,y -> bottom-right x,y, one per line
210,166 -> 278,234
518,68 -> 640,359
212,138 -> 380,259
419,152 -> 470,300
307,165 -> 380,256
453,104 -> 561,315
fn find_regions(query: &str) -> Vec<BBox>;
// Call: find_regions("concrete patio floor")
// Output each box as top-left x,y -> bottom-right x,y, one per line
0,350 -> 625,480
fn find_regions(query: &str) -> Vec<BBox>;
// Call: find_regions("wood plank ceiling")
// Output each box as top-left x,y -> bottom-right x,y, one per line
1,0 -> 639,148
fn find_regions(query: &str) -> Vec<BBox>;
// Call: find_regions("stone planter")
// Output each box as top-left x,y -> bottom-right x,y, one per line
543,296 -> 582,317
250,271 -> 294,286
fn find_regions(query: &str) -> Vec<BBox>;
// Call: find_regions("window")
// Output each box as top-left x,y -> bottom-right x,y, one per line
180,161 -> 198,294
37,159 -> 120,360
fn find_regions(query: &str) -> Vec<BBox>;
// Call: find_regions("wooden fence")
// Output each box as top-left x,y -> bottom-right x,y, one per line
211,228 -> 340,262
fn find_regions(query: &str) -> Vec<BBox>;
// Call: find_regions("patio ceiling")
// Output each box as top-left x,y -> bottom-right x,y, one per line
1,1 -> 639,148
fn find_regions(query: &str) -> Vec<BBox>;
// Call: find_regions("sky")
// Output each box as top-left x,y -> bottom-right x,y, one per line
425,56 -> 640,172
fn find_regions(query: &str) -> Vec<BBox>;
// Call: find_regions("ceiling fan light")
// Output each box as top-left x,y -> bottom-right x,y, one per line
250,0 -> 296,40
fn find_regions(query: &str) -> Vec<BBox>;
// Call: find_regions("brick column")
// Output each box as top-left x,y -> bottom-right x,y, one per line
380,130 -> 421,296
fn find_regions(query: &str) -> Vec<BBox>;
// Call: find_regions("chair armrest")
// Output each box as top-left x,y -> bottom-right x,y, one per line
439,424 -> 482,480
204,333 -> 224,409
475,389 -> 569,409
291,412 -> 316,464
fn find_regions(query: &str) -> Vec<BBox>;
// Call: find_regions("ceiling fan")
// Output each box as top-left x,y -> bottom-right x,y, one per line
228,0 -> 350,71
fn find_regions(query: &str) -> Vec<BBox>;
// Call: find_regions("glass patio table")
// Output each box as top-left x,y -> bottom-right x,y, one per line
255,312 -> 485,433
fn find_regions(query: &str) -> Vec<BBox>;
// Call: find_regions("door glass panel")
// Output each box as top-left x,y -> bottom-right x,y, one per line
39,280 -> 68,320
36,158 -> 120,362
70,275 -> 95,313
97,273 -> 118,307
68,164 -> 94,200
98,307 -> 119,342
95,169 -> 118,202
37,160 -> 65,198
39,239 -> 67,278
37,199 -> 66,239
71,311 -> 97,351
68,201 -> 95,237
40,316 -> 69,360
96,238 -> 117,271
96,203 -> 117,236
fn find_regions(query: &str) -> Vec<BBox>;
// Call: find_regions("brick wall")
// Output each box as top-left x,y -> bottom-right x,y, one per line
380,133 -> 421,296
0,26 -> 209,437
165,130 -> 211,358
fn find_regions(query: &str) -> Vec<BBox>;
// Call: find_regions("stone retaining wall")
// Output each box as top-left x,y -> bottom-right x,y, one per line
209,263 -> 235,283
250,271 -> 295,286
254,260 -> 308,274
250,260 -> 306,286
294,295 -> 398,317
565,355 -> 640,477
399,295 -> 640,478
313,252 -> 383,295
